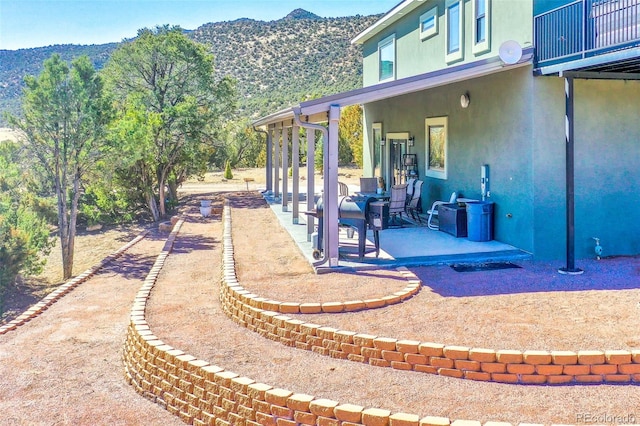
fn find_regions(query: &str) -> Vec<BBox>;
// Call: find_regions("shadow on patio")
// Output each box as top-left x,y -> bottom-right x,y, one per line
264,192 -> 531,272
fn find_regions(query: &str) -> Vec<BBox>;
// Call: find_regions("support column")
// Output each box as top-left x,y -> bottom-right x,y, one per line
292,124 -> 300,224
559,76 -> 583,275
325,105 -> 341,267
265,126 -> 273,194
306,127 -> 315,240
274,126 -> 280,201
282,126 -> 289,212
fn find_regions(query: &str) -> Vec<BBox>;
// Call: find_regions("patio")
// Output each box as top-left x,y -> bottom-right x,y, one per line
263,192 -> 530,272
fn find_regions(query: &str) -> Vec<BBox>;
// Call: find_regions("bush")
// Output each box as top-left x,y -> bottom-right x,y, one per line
224,161 -> 233,180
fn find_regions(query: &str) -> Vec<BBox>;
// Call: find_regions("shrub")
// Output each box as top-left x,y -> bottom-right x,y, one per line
224,160 -> 233,180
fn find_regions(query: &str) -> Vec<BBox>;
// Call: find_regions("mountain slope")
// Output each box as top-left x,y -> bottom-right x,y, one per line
0,11 -> 380,125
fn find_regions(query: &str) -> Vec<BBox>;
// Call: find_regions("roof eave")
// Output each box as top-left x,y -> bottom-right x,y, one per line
252,106 -> 296,128
253,49 -> 535,126
351,0 -> 423,45
300,49 -> 534,116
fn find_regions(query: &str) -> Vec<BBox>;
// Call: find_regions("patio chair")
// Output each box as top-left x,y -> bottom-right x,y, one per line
406,179 -> 424,222
427,192 -> 457,230
359,177 -> 378,193
338,181 -> 349,196
388,184 -> 408,226
405,178 -> 417,205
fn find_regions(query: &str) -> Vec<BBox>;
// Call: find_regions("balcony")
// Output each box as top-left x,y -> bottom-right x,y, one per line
535,0 -> 640,73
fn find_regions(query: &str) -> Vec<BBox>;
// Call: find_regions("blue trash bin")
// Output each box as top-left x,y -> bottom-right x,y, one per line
466,201 -> 494,242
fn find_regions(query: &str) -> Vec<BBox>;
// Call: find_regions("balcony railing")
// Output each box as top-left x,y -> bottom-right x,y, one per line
535,0 -> 640,67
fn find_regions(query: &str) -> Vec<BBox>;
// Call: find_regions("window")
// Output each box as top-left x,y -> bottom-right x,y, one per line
419,7 -> 438,40
445,0 -> 464,63
425,117 -> 448,180
378,34 -> 395,82
472,0 -> 491,54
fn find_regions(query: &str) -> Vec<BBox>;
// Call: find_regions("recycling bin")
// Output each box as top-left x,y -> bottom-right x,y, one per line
466,201 -> 494,242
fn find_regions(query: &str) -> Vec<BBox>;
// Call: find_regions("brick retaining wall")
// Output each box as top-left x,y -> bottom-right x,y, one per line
122,204 -> 639,426
122,216 -> 488,425
218,207 -> 640,386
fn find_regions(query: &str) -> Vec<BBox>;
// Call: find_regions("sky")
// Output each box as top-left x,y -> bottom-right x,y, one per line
0,0 -> 401,50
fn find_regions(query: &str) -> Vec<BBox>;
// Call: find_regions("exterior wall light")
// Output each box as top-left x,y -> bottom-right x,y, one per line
380,138 -> 385,146
408,136 -> 415,146
460,92 -> 470,108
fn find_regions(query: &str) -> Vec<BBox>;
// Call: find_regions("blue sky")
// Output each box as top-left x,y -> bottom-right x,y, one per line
0,0 -> 400,50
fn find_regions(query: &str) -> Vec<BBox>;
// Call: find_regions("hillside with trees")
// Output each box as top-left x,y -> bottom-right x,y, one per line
0,10 -> 380,125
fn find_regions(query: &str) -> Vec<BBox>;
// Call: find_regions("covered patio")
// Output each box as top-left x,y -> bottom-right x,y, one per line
262,189 -> 530,273
252,53 -> 532,270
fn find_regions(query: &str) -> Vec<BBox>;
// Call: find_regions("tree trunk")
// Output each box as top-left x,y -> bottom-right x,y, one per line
145,190 -> 160,222
157,168 -> 169,219
55,159 -> 75,280
168,180 -> 179,204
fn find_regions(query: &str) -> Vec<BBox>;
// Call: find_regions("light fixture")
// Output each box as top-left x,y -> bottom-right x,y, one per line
460,92 -> 470,108
408,136 -> 415,146
380,138 -> 385,146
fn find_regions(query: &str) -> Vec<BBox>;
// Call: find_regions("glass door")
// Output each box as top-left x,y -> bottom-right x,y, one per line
385,132 -> 409,186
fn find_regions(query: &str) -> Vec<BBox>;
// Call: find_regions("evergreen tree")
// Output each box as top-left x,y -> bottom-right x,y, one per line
8,54 -> 112,279
104,25 -> 237,221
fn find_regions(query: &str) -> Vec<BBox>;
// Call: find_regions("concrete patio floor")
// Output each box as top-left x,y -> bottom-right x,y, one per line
263,192 -> 531,272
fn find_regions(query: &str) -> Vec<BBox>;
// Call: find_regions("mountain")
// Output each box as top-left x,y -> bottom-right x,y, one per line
0,10 -> 380,126
284,9 -> 322,20
0,44 -> 118,125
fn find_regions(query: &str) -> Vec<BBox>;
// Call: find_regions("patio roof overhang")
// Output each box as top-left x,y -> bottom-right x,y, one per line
252,48 -> 535,129
253,49 -> 533,269
535,45 -> 640,78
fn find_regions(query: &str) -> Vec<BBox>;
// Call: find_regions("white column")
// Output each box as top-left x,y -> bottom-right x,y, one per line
306,127 -> 315,240
282,126 -> 289,212
273,127 -> 280,201
292,124 -> 300,224
325,105 -> 341,267
265,127 -> 273,194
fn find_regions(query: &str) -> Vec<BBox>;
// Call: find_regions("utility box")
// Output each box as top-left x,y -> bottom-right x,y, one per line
466,201 -> 494,242
439,203 -> 467,237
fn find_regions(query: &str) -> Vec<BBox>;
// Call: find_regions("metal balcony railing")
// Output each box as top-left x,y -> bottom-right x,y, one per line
535,0 -> 640,67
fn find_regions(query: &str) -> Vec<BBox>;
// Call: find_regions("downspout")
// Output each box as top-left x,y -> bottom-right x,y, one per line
293,106 -> 330,267
253,126 -> 272,194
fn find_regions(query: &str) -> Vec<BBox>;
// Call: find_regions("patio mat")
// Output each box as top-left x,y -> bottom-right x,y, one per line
450,262 -> 522,272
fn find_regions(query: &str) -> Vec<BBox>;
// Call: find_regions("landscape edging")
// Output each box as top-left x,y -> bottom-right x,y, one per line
219,205 -> 640,386
121,209 -> 484,426
0,231 -> 148,335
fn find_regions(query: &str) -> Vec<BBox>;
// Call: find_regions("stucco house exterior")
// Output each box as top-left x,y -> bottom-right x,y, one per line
253,0 -> 640,271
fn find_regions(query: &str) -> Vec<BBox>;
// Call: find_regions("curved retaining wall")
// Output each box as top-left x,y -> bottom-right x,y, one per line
218,209 -> 640,386
122,214 -> 491,426
0,232 -> 148,335
122,204 -> 638,426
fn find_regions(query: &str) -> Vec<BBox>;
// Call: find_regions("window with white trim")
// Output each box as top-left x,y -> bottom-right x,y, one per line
419,7 -> 438,40
445,0 -> 464,63
378,34 -> 396,82
472,0 -> 491,54
425,117 -> 448,180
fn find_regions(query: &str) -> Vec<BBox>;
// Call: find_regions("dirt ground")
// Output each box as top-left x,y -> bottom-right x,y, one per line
148,190 -> 640,425
1,172 -> 639,425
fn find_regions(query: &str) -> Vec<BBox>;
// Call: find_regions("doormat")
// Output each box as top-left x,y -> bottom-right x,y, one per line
450,262 -> 522,272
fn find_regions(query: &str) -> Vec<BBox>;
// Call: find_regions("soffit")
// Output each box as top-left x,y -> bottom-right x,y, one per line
252,49 -> 534,128
351,0 -> 427,45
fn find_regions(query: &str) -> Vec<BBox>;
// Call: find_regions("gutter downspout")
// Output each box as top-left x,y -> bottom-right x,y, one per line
253,126 -> 272,194
293,106 -> 332,267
